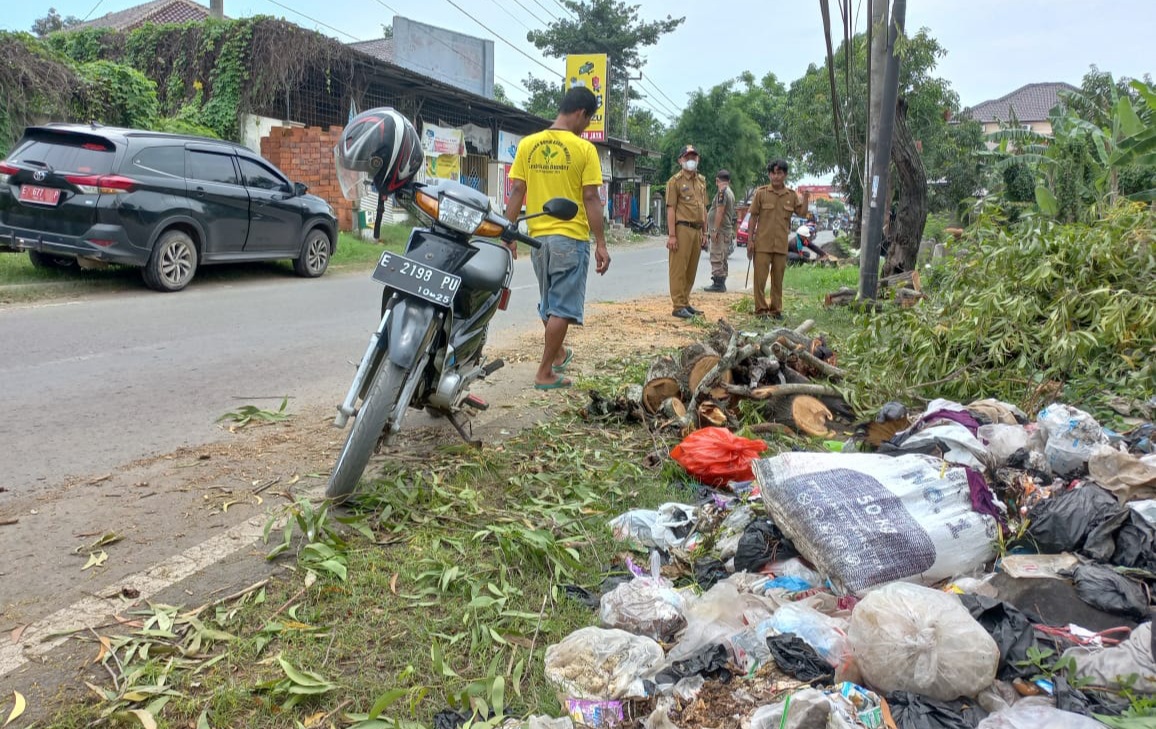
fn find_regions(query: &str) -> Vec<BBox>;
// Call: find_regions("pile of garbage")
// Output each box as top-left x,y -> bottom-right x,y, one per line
538,397 -> 1156,729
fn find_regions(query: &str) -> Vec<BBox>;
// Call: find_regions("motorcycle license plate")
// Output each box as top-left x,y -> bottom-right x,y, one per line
371,251 -> 460,308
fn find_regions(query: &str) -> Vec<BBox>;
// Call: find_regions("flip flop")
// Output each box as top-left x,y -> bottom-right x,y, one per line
552,347 -> 574,373
534,376 -> 573,391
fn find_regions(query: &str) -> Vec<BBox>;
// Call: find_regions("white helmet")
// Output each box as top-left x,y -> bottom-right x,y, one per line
796,225 -> 812,238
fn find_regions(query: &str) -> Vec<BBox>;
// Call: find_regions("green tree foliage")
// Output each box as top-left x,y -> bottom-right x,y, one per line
844,203 -> 1156,414
657,80 -> 767,194
521,74 -> 563,120
76,60 -> 159,128
492,83 -> 512,106
626,107 -> 665,152
783,29 -> 962,209
523,0 -> 684,137
31,8 -> 82,37
924,117 -> 986,218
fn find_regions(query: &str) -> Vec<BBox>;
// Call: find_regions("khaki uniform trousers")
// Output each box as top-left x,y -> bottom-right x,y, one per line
752,251 -> 787,315
669,224 -> 702,309
709,228 -> 734,279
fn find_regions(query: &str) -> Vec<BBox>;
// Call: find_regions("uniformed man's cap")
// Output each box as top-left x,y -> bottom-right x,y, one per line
716,169 -> 731,180
677,145 -> 699,158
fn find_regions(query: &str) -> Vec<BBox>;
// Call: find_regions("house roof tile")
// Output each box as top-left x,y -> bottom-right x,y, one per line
964,82 -> 1079,123
71,0 -> 217,32
348,38 -> 394,63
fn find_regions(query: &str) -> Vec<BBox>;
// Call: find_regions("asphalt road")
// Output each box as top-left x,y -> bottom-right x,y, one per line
0,237 -> 737,493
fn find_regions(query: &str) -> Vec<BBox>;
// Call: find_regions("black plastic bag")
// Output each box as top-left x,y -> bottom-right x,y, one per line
1071,563 -> 1150,620
959,594 -> 1038,680
767,633 -> 833,683
884,691 -> 988,729
433,709 -> 471,729
1025,485 -> 1128,557
1112,511 -> 1156,572
1053,673 -> 1093,716
693,557 -> 729,589
654,643 -> 732,684
734,520 -> 798,573
562,584 -> 600,610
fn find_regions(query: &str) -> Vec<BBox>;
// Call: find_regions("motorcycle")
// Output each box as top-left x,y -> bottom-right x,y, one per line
627,215 -> 656,234
326,179 -> 577,500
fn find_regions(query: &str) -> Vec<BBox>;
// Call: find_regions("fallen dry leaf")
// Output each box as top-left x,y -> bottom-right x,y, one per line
2,691 -> 25,727
123,708 -> 158,729
82,550 -> 108,571
9,625 -> 27,644
389,573 -> 399,594
94,635 -> 111,664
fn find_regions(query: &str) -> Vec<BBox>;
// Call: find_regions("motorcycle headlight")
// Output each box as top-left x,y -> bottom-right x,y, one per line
438,195 -> 485,234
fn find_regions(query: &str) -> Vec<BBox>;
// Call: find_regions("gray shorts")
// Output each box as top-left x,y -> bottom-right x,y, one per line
530,234 -> 591,324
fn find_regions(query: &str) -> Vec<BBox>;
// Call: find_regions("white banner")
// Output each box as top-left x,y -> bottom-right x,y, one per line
421,122 -> 465,156
497,130 -> 522,164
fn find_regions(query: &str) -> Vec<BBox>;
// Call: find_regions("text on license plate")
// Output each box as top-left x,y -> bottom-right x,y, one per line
372,251 -> 461,307
19,185 -> 62,206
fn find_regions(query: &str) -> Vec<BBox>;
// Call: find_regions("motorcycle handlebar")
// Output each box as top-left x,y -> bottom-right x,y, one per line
501,224 -> 542,250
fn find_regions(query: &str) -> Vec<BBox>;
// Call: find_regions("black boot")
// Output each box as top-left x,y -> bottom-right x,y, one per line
702,276 -> 726,293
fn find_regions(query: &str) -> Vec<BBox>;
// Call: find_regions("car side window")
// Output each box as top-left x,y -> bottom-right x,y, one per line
238,158 -> 289,193
132,147 -> 185,178
188,151 -> 239,185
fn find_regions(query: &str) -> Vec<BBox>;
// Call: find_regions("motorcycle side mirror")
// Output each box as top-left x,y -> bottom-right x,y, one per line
542,198 -> 578,221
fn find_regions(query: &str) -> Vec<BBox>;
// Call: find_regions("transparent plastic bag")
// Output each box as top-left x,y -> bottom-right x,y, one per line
848,582 -> 999,701
544,627 -> 664,700
599,577 -> 686,642
978,424 -> 1029,467
975,697 -> 1104,729
767,602 -> 851,668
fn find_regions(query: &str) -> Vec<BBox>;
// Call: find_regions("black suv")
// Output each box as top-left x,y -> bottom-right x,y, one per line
0,124 -> 338,291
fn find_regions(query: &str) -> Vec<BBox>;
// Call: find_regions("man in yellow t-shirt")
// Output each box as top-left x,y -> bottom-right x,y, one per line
506,87 -> 611,390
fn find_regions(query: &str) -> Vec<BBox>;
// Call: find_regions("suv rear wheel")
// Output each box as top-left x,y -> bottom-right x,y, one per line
293,228 -> 332,278
143,229 -> 198,292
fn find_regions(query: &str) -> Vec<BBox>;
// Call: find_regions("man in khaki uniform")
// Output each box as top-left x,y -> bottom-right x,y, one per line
703,169 -> 736,293
665,145 -> 707,319
747,159 -> 810,319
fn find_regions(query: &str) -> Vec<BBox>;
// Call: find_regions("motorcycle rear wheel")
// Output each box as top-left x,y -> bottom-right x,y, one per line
326,360 -> 410,502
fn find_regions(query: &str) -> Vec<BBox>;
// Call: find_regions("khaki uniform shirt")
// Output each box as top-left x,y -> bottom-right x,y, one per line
748,184 -> 808,254
708,186 -> 736,233
665,170 -> 707,226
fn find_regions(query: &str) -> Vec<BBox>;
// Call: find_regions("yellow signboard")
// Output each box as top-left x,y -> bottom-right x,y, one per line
564,54 -> 607,142
424,154 -> 460,181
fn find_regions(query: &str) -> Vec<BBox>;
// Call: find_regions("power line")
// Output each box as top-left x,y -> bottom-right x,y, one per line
508,0 -> 550,27
528,0 -> 562,21
639,74 -> 682,115
495,73 -> 530,97
550,0 -> 577,19
370,0 -> 400,13
636,76 -> 681,118
81,0 -> 106,21
264,0 -> 362,41
484,0 -> 536,33
442,0 -> 559,77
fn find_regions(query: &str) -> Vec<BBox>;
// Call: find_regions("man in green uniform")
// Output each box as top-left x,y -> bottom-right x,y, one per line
703,168 -> 737,293
665,145 -> 707,319
747,159 -> 810,319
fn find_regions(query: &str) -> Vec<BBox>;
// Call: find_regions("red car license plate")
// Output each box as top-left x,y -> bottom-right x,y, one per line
19,185 -> 62,206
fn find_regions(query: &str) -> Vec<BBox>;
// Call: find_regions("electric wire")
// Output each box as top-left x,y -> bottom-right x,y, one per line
442,0 -> 559,77
264,0 -> 362,41
81,0 -> 106,22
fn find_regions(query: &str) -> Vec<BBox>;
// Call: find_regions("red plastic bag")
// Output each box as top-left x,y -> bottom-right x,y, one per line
670,427 -> 768,487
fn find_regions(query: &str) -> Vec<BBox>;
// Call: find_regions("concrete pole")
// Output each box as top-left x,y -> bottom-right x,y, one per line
859,0 -> 905,301
858,0 -> 887,269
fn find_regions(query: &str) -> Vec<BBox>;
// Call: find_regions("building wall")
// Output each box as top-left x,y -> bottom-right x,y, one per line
981,119 -> 1054,149
260,125 -> 355,232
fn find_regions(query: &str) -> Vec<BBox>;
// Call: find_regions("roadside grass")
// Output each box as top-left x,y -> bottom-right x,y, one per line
728,263 -> 861,343
0,226 -> 412,304
35,272 -> 857,729
40,357 -> 694,729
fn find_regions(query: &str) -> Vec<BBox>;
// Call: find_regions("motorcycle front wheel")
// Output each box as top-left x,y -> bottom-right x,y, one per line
326,360 -> 411,501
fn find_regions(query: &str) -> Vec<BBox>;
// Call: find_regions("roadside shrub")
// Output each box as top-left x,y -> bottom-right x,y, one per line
843,203 -> 1156,414
152,116 -> 218,138
76,60 -> 158,128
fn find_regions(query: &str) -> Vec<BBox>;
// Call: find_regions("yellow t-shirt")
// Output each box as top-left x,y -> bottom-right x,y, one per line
509,129 -> 603,240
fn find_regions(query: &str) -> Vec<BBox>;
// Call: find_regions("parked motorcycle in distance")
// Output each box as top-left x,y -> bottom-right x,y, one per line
326,181 -> 578,501
627,215 -> 657,234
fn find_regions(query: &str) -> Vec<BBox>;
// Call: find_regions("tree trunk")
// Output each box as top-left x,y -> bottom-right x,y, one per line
884,97 -> 928,277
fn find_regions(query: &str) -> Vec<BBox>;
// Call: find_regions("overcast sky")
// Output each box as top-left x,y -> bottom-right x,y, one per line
8,0 -> 1155,180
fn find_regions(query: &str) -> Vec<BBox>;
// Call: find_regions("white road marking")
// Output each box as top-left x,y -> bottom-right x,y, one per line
0,513 -> 272,679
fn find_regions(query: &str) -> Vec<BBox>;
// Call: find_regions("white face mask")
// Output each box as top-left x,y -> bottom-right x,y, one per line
682,159 -> 698,172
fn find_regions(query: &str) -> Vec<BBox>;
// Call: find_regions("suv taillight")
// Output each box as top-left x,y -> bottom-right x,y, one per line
65,174 -> 137,194
0,162 -> 16,186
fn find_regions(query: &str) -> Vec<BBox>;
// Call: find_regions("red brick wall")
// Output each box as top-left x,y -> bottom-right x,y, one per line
260,125 -> 355,232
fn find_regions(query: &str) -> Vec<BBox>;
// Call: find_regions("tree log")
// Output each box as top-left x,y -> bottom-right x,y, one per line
690,330 -> 739,404
623,384 -> 644,410
747,356 -> 780,387
686,354 -> 722,395
895,287 -> 926,308
765,395 -> 834,437
782,366 -> 812,385
643,355 -> 683,414
770,342 -> 845,381
723,383 -> 842,400
697,401 -> 729,428
678,342 -> 717,369
794,319 -> 816,335
825,287 -> 857,307
660,397 -> 687,421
